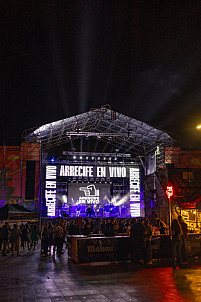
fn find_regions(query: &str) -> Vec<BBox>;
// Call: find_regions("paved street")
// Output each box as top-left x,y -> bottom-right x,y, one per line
1,245 -> 201,302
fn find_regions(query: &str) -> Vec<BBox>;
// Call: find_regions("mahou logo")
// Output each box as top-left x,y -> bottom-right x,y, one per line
87,245 -> 114,253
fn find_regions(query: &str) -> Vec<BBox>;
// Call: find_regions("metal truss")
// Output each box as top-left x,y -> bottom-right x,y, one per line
23,107 -> 176,157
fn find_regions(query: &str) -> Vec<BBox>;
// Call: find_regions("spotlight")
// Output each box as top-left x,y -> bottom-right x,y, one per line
92,156 -> 94,160
73,156 -> 76,159
51,157 -> 55,162
86,156 -> 88,160
98,157 -> 100,160
80,156 -> 83,159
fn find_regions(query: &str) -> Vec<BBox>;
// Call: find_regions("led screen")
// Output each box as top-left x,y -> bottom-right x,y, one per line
68,183 -> 111,205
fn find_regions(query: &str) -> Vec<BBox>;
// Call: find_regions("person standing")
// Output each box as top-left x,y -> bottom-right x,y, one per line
178,215 -> 188,262
144,219 -> 152,264
48,221 -> 54,254
60,219 -> 67,254
130,218 -> 147,265
159,220 -> 169,259
25,223 -> 31,250
0,227 -> 2,251
2,222 -> 9,256
21,224 -> 28,250
10,224 -> 21,256
104,218 -> 117,236
171,218 -> 182,269
82,221 -> 91,235
41,222 -> 49,256
30,224 -> 39,250
53,221 -> 64,258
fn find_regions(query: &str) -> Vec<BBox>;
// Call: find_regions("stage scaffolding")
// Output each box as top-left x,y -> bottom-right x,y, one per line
21,107 -> 177,218
22,107 -> 176,158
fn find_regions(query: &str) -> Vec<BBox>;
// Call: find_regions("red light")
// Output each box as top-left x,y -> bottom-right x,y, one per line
166,186 -> 173,199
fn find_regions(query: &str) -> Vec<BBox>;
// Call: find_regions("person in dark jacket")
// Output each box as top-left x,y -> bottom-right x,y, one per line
171,218 -> 182,269
0,227 -> 2,251
130,218 -> 147,265
41,222 -> 49,256
30,224 -> 39,250
82,221 -> 91,235
10,224 -> 21,256
2,222 -> 9,256
144,219 -> 152,264
53,221 -> 64,258
21,224 -> 28,250
48,221 -> 54,254
178,215 -> 188,262
105,218 -> 117,236
118,220 -> 126,234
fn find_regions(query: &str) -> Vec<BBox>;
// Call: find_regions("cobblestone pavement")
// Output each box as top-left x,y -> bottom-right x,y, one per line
1,245 -> 201,302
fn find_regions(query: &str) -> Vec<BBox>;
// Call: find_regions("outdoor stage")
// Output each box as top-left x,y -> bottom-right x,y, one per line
22,106 -> 174,219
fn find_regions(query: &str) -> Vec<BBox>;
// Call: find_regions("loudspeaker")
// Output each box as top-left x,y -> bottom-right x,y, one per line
25,161 -> 36,200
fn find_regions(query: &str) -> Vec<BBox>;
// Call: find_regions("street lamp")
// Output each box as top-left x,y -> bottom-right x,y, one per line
196,125 -> 201,130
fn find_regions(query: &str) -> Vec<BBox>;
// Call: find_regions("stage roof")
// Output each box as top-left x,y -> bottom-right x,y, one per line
23,106 -> 176,156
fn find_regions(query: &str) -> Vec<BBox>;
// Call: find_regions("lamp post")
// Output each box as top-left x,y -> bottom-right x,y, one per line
166,185 -> 174,233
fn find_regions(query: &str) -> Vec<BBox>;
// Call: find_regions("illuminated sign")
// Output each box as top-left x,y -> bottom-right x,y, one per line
129,167 -> 141,217
45,165 -> 57,216
43,163 -> 144,216
130,203 -> 141,217
166,185 -> 173,199
79,184 -> 100,204
68,183 -> 110,205
59,165 -> 126,178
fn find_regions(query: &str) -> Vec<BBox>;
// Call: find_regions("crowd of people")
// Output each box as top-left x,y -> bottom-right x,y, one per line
0,220 -> 67,259
0,215 -> 189,269
68,215 -> 189,268
0,222 -> 40,257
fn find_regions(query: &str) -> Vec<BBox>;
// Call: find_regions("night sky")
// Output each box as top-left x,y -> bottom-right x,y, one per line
1,1 -> 201,148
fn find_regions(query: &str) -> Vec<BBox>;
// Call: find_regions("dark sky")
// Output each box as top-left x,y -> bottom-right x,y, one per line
1,1 -> 201,148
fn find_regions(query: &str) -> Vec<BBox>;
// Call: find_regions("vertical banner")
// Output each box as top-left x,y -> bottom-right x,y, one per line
45,165 -> 57,216
129,167 -> 141,217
